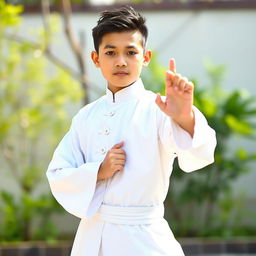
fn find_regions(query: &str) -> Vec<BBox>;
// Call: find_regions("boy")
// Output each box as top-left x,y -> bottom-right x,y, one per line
46,6 -> 216,256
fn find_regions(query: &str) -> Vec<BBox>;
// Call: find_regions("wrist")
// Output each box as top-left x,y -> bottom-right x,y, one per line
172,110 -> 195,137
172,109 -> 194,125
97,164 -> 106,181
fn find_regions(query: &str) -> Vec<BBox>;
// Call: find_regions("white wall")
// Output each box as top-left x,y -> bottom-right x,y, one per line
21,10 -> 256,97
146,10 -> 256,94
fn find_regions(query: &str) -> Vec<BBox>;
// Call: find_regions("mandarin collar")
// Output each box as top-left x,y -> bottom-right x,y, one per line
105,78 -> 145,104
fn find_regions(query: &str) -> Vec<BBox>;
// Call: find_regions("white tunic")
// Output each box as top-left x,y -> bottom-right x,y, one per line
46,78 -> 216,256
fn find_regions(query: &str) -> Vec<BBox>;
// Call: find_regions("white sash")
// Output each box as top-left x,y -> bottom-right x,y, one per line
96,203 -> 164,225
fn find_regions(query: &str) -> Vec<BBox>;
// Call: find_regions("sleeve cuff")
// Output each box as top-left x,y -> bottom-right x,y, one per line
47,161 -> 103,219
171,106 -> 210,151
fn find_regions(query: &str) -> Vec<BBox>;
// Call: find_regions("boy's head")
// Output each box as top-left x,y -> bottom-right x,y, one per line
91,6 -> 151,93
92,6 -> 148,53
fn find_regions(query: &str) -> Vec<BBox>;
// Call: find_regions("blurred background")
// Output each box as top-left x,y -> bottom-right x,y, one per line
0,0 -> 256,255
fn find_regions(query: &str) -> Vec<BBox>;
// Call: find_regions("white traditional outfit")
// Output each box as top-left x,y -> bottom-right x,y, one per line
46,78 -> 216,256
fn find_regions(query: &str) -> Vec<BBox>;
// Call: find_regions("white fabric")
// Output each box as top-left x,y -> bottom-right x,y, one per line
46,78 -> 217,256
96,203 -> 164,225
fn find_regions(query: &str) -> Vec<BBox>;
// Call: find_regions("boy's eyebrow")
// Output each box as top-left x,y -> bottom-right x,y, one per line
103,44 -> 139,50
104,44 -> 116,49
126,45 -> 138,49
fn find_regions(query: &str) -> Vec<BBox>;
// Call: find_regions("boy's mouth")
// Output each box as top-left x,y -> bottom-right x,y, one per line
113,71 -> 129,76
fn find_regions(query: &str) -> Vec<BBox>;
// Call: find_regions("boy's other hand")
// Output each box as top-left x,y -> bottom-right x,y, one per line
97,142 -> 126,181
155,58 -> 195,136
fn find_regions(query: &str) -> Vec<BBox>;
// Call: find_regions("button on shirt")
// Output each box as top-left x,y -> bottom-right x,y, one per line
46,78 -> 216,256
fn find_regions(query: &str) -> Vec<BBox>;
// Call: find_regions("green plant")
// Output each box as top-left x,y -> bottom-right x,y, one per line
142,53 -> 256,237
0,0 -> 83,241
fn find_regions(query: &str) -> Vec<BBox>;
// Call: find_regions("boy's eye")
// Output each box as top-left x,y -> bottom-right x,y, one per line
105,51 -> 115,56
127,51 -> 137,56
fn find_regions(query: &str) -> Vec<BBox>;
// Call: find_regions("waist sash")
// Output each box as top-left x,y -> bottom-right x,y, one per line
96,203 -> 164,225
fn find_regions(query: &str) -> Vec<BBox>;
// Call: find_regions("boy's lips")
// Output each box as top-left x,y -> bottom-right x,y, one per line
113,71 -> 129,76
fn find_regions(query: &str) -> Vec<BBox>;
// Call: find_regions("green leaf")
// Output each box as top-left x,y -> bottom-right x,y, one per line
225,114 -> 253,135
235,149 -> 248,160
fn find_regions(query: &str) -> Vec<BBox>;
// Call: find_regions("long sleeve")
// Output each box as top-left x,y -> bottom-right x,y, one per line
46,114 -> 104,219
158,106 -> 217,172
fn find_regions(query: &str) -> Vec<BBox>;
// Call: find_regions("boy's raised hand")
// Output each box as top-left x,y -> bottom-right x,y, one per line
155,58 -> 195,136
97,142 -> 126,181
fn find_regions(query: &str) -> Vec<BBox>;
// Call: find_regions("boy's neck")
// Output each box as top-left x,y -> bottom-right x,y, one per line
105,79 -> 144,104
108,85 -> 130,103
107,85 -> 130,95
107,80 -> 137,95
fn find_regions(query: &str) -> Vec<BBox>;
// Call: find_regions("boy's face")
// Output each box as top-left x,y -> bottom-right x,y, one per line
91,30 -> 151,93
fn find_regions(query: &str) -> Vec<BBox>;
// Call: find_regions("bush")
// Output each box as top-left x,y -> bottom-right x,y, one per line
0,0 -> 83,241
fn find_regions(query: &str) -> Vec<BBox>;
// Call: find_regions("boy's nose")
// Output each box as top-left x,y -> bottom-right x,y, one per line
115,57 -> 127,67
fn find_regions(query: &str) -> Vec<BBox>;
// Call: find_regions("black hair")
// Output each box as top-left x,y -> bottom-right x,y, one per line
92,6 -> 148,53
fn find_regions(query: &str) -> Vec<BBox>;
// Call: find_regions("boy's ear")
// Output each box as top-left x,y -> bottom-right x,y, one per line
143,50 -> 152,67
91,51 -> 100,68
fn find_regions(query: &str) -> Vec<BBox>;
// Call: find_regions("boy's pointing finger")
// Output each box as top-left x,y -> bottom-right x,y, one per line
169,58 -> 176,74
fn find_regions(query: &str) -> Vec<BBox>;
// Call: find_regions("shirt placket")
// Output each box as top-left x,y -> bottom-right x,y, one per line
98,105 -> 118,196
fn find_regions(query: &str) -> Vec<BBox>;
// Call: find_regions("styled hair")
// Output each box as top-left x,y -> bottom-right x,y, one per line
92,6 -> 148,53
